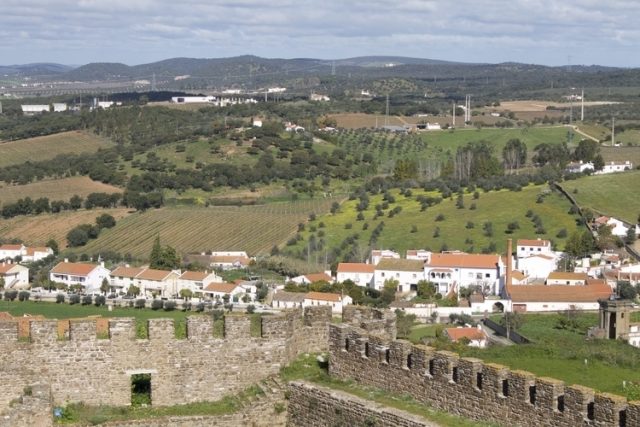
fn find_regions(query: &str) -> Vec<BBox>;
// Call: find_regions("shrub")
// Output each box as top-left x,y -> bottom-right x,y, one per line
151,299 -> 163,310
435,213 -> 445,222
4,290 -> 18,301
69,294 -> 80,305
195,302 -> 205,312
18,291 -> 30,301
410,225 -> 418,233
182,302 -> 192,311
466,221 -> 475,229
344,223 -> 352,229
135,299 -> 146,309
81,295 -> 92,305
246,304 -> 256,314
56,294 -> 65,304
164,301 -> 176,311
557,228 -> 568,238
94,295 -> 106,306
469,203 -> 477,210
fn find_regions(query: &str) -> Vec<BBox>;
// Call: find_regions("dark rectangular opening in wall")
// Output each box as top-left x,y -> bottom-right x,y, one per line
452,367 -> 459,383
407,353 -> 413,369
364,342 -> 370,358
557,395 -> 565,412
619,409 -> 627,427
345,338 -> 350,351
428,359 -> 435,376
384,349 -> 390,364
476,372 -> 483,390
587,402 -> 595,420
131,374 -> 151,406
502,379 -> 509,397
529,386 -> 536,405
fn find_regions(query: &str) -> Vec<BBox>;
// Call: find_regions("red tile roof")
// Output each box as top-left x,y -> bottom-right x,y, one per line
547,272 -> 588,281
51,262 -> 99,276
0,263 -> 21,274
210,255 -> 250,265
180,271 -> 212,281
428,253 -> 500,269
204,282 -> 238,293
0,244 -> 23,251
136,268 -> 175,281
111,266 -> 145,278
445,327 -> 487,342
517,239 -> 550,247
305,291 -> 342,302
508,282 -> 612,303
304,273 -> 333,283
376,258 -> 424,272
337,263 -> 375,273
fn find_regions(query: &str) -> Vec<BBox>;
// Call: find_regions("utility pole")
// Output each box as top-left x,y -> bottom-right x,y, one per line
581,89 -> 584,122
452,101 -> 455,127
385,93 -> 390,126
612,117 -> 615,146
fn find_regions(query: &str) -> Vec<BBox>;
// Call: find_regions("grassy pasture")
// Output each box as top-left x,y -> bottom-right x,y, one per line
559,170 -> 640,223
0,208 -> 131,248
0,177 -> 121,206
0,131 -> 111,168
291,184 -> 579,259
77,198 -> 338,258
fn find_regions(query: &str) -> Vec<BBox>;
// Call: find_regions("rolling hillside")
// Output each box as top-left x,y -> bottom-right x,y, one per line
0,177 -> 121,207
0,131 -> 111,167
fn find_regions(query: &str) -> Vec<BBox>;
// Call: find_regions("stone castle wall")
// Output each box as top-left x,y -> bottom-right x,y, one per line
329,323 -> 640,427
287,381 -> 437,427
0,307 -> 331,411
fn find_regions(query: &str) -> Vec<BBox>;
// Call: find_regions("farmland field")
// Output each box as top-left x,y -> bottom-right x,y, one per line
559,170 -> 640,223
600,146 -> 640,166
288,184 -> 580,261
0,131 -> 111,168
77,198 -> 339,258
0,176 -> 122,206
0,208 -> 131,248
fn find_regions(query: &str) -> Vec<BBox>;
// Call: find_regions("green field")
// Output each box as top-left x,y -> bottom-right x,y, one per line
559,170 -> 640,223
459,314 -> 640,399
290,184 -> 580,260
77,198 -> 338,258
0,131 -> 111,168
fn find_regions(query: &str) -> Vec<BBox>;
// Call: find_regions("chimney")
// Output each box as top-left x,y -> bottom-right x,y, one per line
505,239 -> 513,294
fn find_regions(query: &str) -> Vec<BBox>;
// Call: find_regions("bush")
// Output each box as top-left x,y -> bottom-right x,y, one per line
195,302 -> 205,312
69,294 -> 80,305
56,294 -> 65,304
94,295 -> 106,306
18,291 -> 30,301
182,302 -> 192,311
435,213 -> 445,222
81,295 -> 92,305
164,301 -> 176,311
135,299 -> 146,309
246,304 -> 256,314
4,290 -> 18,301
557,228 -> 568,238
151,299 -> 163,310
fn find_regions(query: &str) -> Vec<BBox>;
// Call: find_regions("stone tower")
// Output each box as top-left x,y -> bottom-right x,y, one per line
598,299 -> 634,340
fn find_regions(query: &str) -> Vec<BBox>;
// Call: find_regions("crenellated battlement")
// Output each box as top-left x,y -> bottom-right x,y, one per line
0,306 -> 332,411
330,323 -> 639,427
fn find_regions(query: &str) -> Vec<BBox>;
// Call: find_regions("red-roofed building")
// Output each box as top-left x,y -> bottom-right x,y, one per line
0,244 -> 53,262
444,326 -> 489,348
425,252 -> 505,296
290,272 -> 333,285
506,281 -> 612,312
178,270 -> 223,293
516,238 -> 552,259
50,261 -> 110,293
0,262 -> 29,288
202,282 -> 247,301
336,263 -> 375,287
303,291 -> 352,314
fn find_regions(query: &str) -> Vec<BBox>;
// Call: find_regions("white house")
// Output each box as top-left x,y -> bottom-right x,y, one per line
202,282 -> 246,301
374,258 -> 425,292
595,161 -> 633,174
444,326 -> 489,348
0,244 -> 53,262
424,253 -> 504,296
336,263 -> 375,287
602,217 -> 629,238
109,266 -> 145,294
506,279 -> 612,312
546,272 -> 588,286
52,103 -> 67,112
290,272 -> 333,285
0,262 -> 29,288
370,249 -> 401,265
0,244 -> 26,260
310,93 -> 330,102
517,253 -> 558,280
565,161 -> 594,174
271,290 -> 306,309
177,270 -> 223,294
134,268 -> 180,298
516,239 -> 553,259
303,292 -> 352,314
406,250 -> 431,261
21,105 -> 49,115
49,261 -> 110,293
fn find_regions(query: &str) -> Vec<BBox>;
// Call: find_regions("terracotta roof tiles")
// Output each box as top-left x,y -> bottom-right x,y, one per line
445,327 -> 487,342
427,253 -> 500,269
305,291 -> 342,302
337,263 -> 375,273
51,262 -> 99,276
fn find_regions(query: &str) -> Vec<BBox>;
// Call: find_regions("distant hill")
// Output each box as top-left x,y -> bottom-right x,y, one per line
0,63 -> 74,76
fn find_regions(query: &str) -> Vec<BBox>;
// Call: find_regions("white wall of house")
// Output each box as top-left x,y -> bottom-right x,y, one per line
517,256 -> 557,279
424,266 -> 501,295
302,296 -> 353,314
336,271 -> 374,287
50,266 -> 110,293
373,269 -> 424,292
177,273 -> 222,294
516,243 -> 552,259
272,299 -> 302,309
508,301 -> 599,312
136,273 -> 180,298
1,266 -> 29,288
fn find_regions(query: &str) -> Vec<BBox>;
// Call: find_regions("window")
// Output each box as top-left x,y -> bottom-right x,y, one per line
364,342 -> 370,358
557,395 -> 565,412
407,354 -> 413,369
502,379 -> 509,397
476,273 -> 482,280
476,373 -> 483,390
452,367 -> 459,383
384,349 -> 390,364
428,359 -> 435,376
485,273 -> 490,278
529,386 -> 536,405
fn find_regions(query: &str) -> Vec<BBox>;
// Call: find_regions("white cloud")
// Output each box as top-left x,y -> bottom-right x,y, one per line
0,0 -> 638,66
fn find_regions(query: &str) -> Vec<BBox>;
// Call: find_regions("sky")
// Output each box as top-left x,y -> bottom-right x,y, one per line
1,0 -> 640,67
